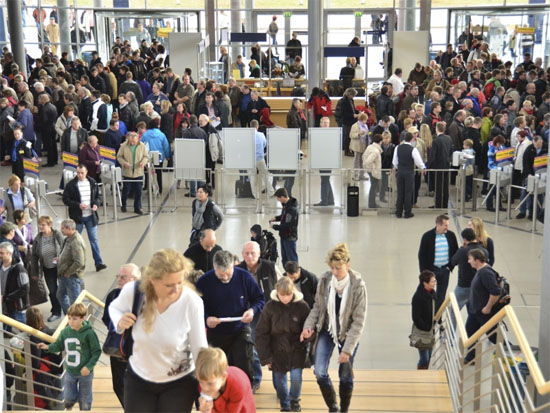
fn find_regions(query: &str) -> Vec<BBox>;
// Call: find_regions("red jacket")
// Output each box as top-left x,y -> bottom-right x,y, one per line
202,367 -> 256,413
307,94 -> 333,117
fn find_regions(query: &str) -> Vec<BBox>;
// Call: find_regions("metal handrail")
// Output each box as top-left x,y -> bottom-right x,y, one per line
433,292 -> 550,413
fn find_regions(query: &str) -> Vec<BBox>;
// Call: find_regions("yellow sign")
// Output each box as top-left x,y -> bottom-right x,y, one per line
534,155 -> 548,171
157,28 -> 173,39
100,145 -> 116,162
23,158 -> 40,177
495,147 -> 514,164
62,152 -> 79,168
515,27 -> 535,34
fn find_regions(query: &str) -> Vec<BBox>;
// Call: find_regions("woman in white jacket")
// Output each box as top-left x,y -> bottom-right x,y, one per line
55,106 -> 74,140
362,134 -> 383,208
109,249 -> 207,412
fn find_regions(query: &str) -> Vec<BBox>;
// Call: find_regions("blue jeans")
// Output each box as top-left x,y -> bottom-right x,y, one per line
64,370 -> 94,410
280,239 -> 298,267
273,369 -> 303,409
418,348 -> 433,368
250,312 -> 262,386
433,267 -> 450,311
57,276 -> 82,314
454,286 -> 470,311
3,310 -> 26,333
122,177 -> 143,211
314,329 -> 358,391
76,215 -> 104,266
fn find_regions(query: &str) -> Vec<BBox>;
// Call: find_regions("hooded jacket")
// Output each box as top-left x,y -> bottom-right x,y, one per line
273,197 -> 299,241
255,290 -> 310,372
47,320 -> 101,376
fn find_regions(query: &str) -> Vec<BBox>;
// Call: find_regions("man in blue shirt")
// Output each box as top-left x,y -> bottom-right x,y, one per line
196,250 -> 265,386
249,119 -> 274,199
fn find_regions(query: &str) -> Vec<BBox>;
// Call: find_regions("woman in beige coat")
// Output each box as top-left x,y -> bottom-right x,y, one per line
349,112 -> 369,180
362,134 -> 383,208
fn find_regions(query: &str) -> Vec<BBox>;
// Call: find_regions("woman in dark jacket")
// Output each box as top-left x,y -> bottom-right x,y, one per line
341,88 -> 358,156
286,98 -> 307,141
159,100 -> 175,143
190,184 -> 224,245
411,270 -> 437,369
78,135 -> 102,181
256,277 -> 310,412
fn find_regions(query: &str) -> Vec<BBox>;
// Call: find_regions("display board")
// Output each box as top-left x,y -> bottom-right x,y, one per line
393,31 -> 430,76
168,32 -> 202,78
174,139 -> 206,180
222,128 -> 256,169
267,128 -> 300,170
309,128 -> 342,169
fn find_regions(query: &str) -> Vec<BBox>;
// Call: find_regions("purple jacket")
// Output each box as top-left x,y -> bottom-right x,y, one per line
78,143 -> 101,179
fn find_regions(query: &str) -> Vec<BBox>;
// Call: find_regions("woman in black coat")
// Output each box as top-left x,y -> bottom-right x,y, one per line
286,98 -> 307,141
341,88 -> 358,156
411,270 -> 437,369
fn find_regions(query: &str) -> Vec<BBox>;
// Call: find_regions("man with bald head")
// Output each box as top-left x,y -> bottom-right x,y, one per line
236,240 -> 281,392
184,229 -> 223,273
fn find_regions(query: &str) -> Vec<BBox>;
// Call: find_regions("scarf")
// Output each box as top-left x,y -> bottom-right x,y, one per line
192,199 -> 208,231
327,274 -> 351,347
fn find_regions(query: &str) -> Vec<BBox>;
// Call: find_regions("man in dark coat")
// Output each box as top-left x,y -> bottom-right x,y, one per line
283,261 -> 318,309
0,240 -> 29,325
37,94 -> 58,166
418,214 -> 459,310
183,229 -> 223,274
376,85 -> 394,120
428,122 -> 453,209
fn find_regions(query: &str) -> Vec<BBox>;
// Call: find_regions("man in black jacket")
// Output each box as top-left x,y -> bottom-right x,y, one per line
270,188 -> 299,266
37,94 -> 58,167
284,261 -> 318,309
376,85 -> 394,120
62,164 -> 107,272
184,229 -> 223,274
428,122 -> 453,209
451,228 -> 488,311
418,214 -> 459,310
0,241 -> 29,327
518,135 -> 547,219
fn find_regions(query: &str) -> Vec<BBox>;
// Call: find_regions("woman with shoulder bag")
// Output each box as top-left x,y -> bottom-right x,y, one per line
0,175 -> 36,223
31,216 -> 65,322
411,270 -> 437,369
300,243 -> 367,413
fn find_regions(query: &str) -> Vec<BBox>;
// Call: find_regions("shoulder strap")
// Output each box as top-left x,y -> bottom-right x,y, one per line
131,281 -> 143,318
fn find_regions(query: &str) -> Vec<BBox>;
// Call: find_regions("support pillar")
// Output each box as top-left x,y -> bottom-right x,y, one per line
355,14 -> 361,38
93,0 -> 107,59
57,0 -> 71,58
205,0 -> 216,61
230,0 -> 241,60
245,0 -> 253,33
284,14 -> 291,48
419,0 -> 431,52
7,0 -> 27,78
307,0 -> 322,89
405,0 -> 416,31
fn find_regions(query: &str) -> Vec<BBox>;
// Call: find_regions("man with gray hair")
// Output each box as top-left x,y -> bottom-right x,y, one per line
0,241 -> 29,326
56,219 -> 86,313
183,229 -> 223,273
102,263 -> 141,407
196,250 -> 265,386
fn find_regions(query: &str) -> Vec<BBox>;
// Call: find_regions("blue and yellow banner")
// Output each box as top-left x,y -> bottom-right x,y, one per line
99,145 -> 116,162
62,152 -> 79,168
23,158 -> 40,177
534,155 -> 548,171
495,148 -> 514,164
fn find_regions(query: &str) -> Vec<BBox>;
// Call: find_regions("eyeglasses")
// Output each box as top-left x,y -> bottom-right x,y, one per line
117,274 -> 130,280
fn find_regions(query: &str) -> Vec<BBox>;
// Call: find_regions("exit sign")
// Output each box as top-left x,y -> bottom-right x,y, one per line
354,11 -> 363,17
284,12 -> 292,18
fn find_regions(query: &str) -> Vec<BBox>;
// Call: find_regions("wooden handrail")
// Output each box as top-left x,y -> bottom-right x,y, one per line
0,290 -> 105,344
435,292 -> 550,396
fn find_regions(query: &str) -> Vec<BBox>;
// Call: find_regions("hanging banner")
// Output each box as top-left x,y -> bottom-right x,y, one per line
62,152 -> 79,169
495,148 -> 514,164
534,155 -> 548,171
99,145 -> 116,163
23,158 -> 40,177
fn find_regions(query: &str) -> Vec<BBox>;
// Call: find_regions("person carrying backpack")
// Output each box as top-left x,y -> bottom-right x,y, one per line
250,224 -> 278,263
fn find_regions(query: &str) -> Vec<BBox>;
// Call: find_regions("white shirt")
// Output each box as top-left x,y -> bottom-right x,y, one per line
514,139 -> 532,171
392,141 -> 426,170
109,281 -> 208,383
387,74 -> 404,96
77,179 -> 92,217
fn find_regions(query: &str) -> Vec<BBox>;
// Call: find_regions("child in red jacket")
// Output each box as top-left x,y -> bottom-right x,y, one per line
197,347 -> 256,413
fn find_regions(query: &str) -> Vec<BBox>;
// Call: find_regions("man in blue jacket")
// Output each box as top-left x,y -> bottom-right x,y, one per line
141,119 -> 170,194
196,250 -> 265,386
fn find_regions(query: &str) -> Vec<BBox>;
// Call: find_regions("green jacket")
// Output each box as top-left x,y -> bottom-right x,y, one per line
57,231 -> 86,278
47,320 -> 101,376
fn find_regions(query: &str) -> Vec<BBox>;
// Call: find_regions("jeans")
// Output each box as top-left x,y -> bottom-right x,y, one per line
250,312 -> 262,386
486,184 -> 502,210
121,177 -> 143,211
57,276 -> 82,314
368,174 -> 379,208
280,239 -> 298,267
64,370 -> 94,411
380,170 -> 389,201
76,215 -> 104,266
465,311 -> 497,362
4,310 -> 26,333
353,152 -> 364,178
320,170 -> 334,205
418,348 -> 433,368
314,329 -> 358,391
454,286 -> 470,311
433,266 -> 450,311
273,369 -> 303,409
44,267 -> 61,316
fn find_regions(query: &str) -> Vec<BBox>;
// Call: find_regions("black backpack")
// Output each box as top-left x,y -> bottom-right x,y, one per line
491,270 -> 511,314
260,230 -> 279,263
334,98 -> 343,124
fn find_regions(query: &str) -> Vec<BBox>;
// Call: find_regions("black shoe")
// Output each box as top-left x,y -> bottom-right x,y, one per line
290,400 -> 301,412
527,215 -> 533,220
396,213 -> 402,218
314,202 -> 328,206
121,206 -> 127,212
252,383 -> 260,394
135,209 -> 144,215
319,385 -> 339,412
344,151 -> 354,157
487,207 -> 496,212
516,212 -> 526,219
499,207 -> 506,212
184,193 -> 195,197
538,215 -> 544,223
96,264 -> 107,272
339,385 -> 353,413
404,213 -> 414,218
280,409 -> 291,412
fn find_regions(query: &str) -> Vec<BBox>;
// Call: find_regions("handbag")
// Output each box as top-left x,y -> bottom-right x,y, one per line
29,274 -> 48,306
102,281 -> 143,360
409,324 -> 435,350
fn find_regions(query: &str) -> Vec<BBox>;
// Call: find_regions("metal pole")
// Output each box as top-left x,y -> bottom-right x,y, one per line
93,0 -> 106,60
307,0 -> 322,90
506,180 -> 512,220
532,180 -> 538,233
6,0 -> 28,79
460,166 -> 466,216
57,0 -> 71,57
111,168 -> 117,221
205,0 -> 216,61
148,165 -> 153,213
495,171 -> 501,224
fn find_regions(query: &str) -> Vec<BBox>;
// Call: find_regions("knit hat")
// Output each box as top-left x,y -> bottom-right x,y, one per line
250,224 -> 262,237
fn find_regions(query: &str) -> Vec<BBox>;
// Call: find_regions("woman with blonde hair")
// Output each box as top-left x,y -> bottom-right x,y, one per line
109,249 -> 208,412
349,112 -> 369,180
467,217 -> 495,265
301,243 -> 367,413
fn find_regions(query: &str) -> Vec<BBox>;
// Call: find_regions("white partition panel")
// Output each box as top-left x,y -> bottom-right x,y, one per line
267,128 -> 300,170
309,127 -> 342,169
223,128 -> 256,169
174,139 -> 206,180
